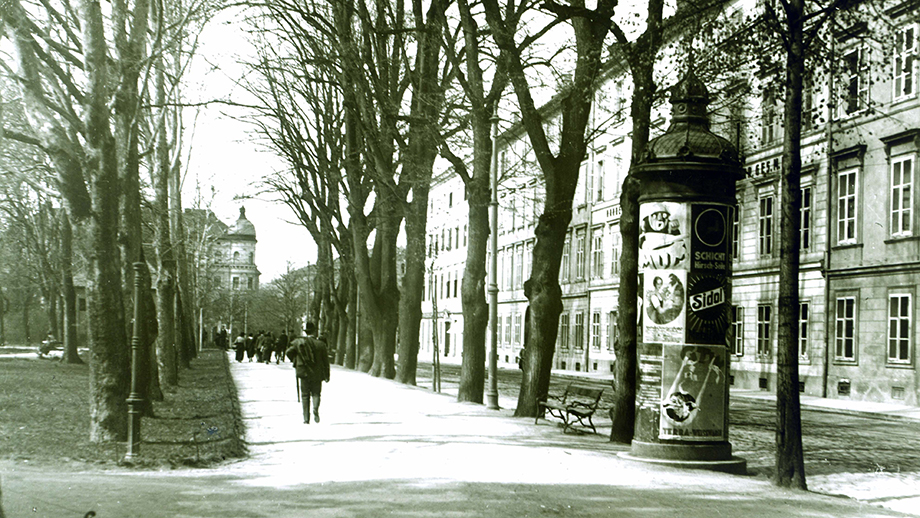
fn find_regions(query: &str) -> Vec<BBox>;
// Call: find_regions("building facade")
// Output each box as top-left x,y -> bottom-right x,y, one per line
421,0 -> 920,406
213,206 -> 261,292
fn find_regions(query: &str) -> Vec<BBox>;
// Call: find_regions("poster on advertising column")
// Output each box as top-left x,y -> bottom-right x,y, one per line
690,204 -> 731,274
658,344 -> 727,441
643,269 -> 686,344
639,202 -> 689,271
686,274 -> 731,345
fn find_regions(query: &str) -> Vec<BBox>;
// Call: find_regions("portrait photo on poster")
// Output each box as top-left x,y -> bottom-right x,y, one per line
643,269 -> 686,344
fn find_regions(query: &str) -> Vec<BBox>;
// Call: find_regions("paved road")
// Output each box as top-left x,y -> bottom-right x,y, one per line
1,357 -> 917,518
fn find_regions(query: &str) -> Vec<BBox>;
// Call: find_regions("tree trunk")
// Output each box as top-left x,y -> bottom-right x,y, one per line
483,0 -> 609,417
115,0 -> 149,327
396,0 -> 448,386
458,184 -> 490,403
515,206 -> 570,416
22,291 -> 31,344
345,272 -> 358,369
609,0 -> 664,443
154,52 -> 178,388
82,0 -> 131,442
611,175 -> 640,442
454,0 -> 503,403
45,292 -> 59,341
774,0 -> 807,489
60,210 -> 82,364
0,291 -> 7,345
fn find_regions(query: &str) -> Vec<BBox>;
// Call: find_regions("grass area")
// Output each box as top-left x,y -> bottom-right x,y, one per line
0,348 -> 246,469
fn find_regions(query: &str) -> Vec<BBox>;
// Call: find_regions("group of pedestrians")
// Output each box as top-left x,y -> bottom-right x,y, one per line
221,321 -> 330,424
233,330 -> 291,364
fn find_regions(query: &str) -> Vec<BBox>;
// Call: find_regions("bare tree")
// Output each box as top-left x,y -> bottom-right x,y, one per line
482,0 -> 619,416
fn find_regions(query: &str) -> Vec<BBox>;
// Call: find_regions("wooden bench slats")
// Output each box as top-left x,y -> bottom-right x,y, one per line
536,383 -> 604,434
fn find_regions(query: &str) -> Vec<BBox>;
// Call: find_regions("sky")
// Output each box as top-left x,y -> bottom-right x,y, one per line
184,10 -> 317,283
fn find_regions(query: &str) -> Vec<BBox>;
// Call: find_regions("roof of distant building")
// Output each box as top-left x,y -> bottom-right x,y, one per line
227,206 -> 256,240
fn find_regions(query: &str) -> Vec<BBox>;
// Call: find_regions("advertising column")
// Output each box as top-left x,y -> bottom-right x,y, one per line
625,70 -> 744,473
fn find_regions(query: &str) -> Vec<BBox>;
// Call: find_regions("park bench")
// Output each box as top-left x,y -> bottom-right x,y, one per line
536,383 -> 604,434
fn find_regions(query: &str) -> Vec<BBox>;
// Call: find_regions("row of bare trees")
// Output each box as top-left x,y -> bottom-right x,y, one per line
244,0 -> 889,489
0,0 -> 217,442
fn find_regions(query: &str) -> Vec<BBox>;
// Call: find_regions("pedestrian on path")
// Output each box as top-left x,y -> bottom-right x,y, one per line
246,332 -> 256,362
233,331 -> 246,362
286,322 -> 330,424
274,330 -> 289,364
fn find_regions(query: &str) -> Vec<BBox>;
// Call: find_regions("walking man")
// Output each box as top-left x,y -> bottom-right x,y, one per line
286,322 -> 330,424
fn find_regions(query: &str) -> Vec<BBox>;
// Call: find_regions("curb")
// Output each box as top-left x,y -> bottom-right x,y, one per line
218,349 -> 249,458
730,392 -> 920,423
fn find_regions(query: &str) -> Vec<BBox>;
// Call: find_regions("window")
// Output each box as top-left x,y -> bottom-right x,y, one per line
731,306 -> 744,356
453,272 -> 458,298
559,313 -> 570,350
894,25 -> 916,100
761,87 -> 782,146
247,277 -> 254,290
249,252 -> 254,264
889,294 -> 911,363
505,315 -> 512,344
802,72 -> 817,132
575,229 -> 586,279
591,312 -> 601,350
891,156 -> 914,237
610,227 -> 621,277
232,276 -> 240,290
449,192 -> 453,208
582,160 -> 592,205
838,168 -> 858,244
732,206 -> 741,260
801,186 -> 812,251
233,251 -> 240,261
441,229 -> 446,250
574,312 -> 585,349
757,304 -> 772,359
463,225 -> 468,246
595,159 -> 605,202
503,248 -> 512,290
759,196 -> 773,256
515,244 -> 524,289
836,297 -> 856,360
525,241 -> 533,281
799,302 -> 809,359
514,314 -> 523,347
561,234 -> 571,282
592,228 -> 604,279
447,229 -> 452,251
843,47 -> 869,115
496,317 -> 503,348
607,311 -> 618,350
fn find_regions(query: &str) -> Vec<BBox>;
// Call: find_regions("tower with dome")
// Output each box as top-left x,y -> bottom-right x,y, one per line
214,206 -> 261,291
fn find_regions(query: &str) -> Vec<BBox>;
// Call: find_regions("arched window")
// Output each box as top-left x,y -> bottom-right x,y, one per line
233,251 -> 240,261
